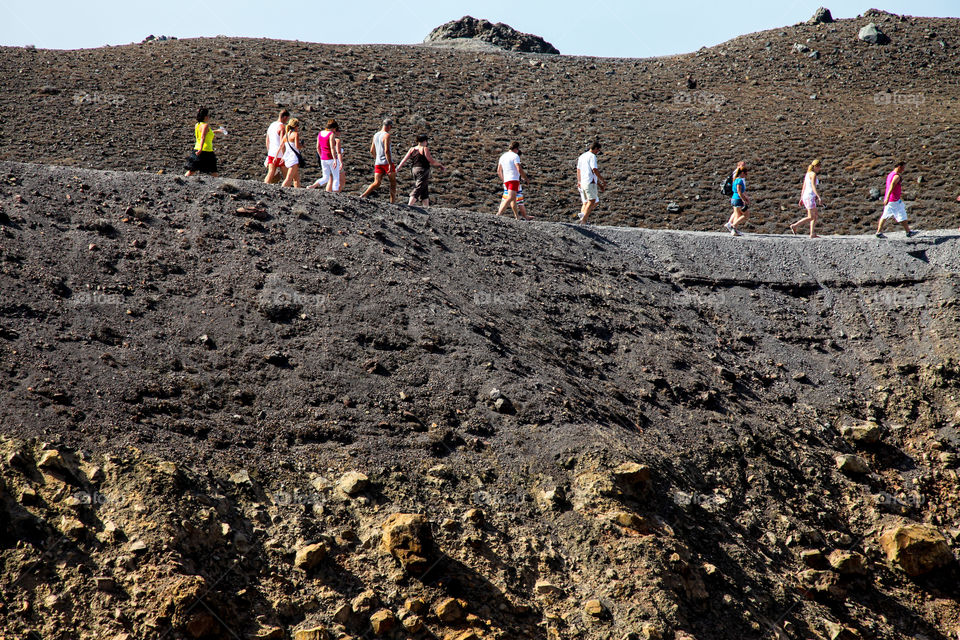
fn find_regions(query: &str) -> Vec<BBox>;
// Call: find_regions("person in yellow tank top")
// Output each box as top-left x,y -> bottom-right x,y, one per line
184,107 -> 226,177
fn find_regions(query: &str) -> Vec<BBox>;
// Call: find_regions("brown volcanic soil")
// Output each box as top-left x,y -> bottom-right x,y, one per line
3,9 -> 960,233
2,160 -> 960,639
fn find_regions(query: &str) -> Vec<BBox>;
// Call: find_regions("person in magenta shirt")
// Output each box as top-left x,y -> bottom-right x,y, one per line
307,119 -> 342,192
876,161 -> 916,238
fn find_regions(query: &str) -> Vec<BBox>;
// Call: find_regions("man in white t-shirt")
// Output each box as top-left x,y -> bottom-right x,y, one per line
496,141 -> 528,218
263,109 -> 290,184
576,142 -> 606,224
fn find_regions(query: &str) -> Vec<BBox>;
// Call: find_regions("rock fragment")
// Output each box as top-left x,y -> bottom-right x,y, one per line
879,523 -> 955,576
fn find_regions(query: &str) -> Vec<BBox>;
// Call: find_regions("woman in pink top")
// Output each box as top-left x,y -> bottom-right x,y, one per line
307,119 -> 342,192
876,161 -> 915,237
790,159 -> 822,238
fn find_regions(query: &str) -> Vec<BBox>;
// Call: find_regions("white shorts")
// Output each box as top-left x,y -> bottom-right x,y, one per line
282,148 -> 299,168
881,199 -> 907,222
579,184 -> 599,203
316,159 -> 341,190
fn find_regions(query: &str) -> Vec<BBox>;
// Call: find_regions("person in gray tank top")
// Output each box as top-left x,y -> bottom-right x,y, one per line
360,118 -> 397,203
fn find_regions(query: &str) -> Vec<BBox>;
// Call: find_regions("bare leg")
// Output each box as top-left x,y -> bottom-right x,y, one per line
791,207 -> 817,236
497,192 -> 516,216
899,220 -> 912,233
185,170 -> 195,177
808,209 -> 818,237
361,174 -> 383,198
876,217 -> 885,234
282,166 -> 299,187
360,174 -> 383,198
580,200 -> 597,224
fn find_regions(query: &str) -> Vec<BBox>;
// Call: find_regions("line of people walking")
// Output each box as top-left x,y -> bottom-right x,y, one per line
724,158 -> 916,239
183,107 -> 610,224
184,107 -> 937,236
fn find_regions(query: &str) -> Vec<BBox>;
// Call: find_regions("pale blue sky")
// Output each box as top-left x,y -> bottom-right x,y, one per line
2,1 -> 957,57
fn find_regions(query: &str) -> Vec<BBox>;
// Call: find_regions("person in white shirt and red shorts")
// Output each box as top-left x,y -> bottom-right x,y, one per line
496,141 -> 528,219
263,109 -> 289,184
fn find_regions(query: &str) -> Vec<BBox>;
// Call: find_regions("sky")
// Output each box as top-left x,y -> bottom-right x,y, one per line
2,1 -> 958,58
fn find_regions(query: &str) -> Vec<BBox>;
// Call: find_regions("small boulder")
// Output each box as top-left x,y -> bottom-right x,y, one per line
809,7 -> 833,24
534,580 -> 564,597
381,513 -> 433,573
370,609 -> 396,635
824,621 -> 862,640
879,523 -> 955,576
293,628 -> 330,640
858,23 -> 889,45
404,597 -> 427,614
338,471 -> 369,495
294,542 -> 327,570
835,454 -> 871,476
584,599 -> 607,618
38,449 -> 79,481
399,609 -> 423,633
352,590 -> 377,615
59,516 -> 86,540
798,569 -> 844,598
841,421 -> 883,445
434,597 -> 466,623
828,550 -> 867,576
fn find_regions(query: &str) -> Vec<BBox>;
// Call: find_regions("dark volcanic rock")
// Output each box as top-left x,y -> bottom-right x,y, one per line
424,16 -> 559,54
809,7 -> 834,24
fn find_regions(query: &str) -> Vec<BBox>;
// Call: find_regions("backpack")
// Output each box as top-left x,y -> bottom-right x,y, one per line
721,175 -> 734,197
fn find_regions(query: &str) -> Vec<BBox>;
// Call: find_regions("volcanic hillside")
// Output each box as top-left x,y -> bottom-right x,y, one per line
2,159 -> 960,640
3,9 -> 960,233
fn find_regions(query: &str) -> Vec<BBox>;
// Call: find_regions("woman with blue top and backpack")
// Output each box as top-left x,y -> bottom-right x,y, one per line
724,161 -> 750,236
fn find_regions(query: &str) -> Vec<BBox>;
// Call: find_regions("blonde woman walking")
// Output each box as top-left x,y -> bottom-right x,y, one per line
790,159 -> 822,238
281,118 -> 303,188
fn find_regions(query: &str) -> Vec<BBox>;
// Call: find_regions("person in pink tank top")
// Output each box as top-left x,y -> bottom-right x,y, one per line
876,161 -> 915,237
307,120 -> 342,192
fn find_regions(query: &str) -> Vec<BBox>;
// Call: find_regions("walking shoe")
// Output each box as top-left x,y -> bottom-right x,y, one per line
876,232 -> 886,238
906,230 -> 918,237
733,228 -> 743,237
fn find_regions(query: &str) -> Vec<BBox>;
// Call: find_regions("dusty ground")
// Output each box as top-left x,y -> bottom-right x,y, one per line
1,160 -> 960,639
2,9 -> 960,233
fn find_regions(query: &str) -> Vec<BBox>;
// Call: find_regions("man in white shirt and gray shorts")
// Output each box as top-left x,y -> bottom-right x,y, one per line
576,142 -> 606,224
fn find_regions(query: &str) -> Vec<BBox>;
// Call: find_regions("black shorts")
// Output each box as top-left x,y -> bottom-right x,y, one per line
185,150 -> 218,174
410,166 -> 431,202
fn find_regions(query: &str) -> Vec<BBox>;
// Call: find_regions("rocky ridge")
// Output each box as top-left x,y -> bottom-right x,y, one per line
423,17 -> 559,54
